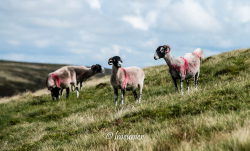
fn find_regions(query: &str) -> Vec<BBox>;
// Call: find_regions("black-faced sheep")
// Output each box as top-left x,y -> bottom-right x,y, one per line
46,64 -> 104,100
108,56 -> 145,105
76,65 -> 105,90
154,45 -> 204,94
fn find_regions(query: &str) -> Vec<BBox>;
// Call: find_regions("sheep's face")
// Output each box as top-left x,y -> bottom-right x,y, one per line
91,64 -> 105,73
51,87 -> 61,100
154,45 -> 171,60
108,56 -> 123,68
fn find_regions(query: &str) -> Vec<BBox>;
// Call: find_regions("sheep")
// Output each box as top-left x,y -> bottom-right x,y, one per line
76,64 -> 105,90
154,45 -> 204,95
46,64 -> 104,100
108,56 -> 145,105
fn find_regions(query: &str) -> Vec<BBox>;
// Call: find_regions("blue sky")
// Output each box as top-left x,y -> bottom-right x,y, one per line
0,0 -> 249,67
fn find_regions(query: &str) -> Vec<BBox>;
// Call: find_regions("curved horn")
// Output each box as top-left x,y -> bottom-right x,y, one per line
166,45 -> 171,50
163,45 -> 171,52
108,58 -> 113,65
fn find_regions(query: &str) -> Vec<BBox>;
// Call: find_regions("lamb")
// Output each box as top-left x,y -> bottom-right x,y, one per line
154,45 -> 204,94
46,64 -> 104,100
108,56 -> 145,105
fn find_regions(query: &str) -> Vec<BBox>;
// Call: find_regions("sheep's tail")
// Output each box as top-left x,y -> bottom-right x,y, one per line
193,48 -> 204,59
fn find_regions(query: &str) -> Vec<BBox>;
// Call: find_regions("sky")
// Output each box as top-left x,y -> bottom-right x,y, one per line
0,0 -> 250,67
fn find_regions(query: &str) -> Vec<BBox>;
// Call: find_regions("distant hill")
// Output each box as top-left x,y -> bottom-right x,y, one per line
0,60 -> 111,97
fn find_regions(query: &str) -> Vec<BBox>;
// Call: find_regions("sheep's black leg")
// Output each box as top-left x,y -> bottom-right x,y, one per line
194,72 -> 199,89
133,90 -> 138,102
66,88 -> 70,98
121,89 -> 126,105
114,88 -> 118,106
171,76 -> 178,92
51,91 -> 55,100
186,79 -> 190,93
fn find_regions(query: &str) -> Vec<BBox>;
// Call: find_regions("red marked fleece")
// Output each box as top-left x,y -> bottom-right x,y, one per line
172,57 -> 189,76
51,73 -> 61,88
121,68 -> 129,89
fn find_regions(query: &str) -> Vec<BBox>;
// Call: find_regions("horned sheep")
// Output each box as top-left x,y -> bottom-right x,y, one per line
46,64 -> 104,100
154,45 -> 204,94
108,56 -> 145,105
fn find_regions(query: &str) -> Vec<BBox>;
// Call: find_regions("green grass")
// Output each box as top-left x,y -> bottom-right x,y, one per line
0,49 -> 250,151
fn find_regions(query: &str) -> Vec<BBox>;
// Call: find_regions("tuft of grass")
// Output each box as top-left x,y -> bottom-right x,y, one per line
0,49 -> 249,151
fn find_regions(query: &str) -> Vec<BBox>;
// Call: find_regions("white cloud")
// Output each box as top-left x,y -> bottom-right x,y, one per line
122,16 -> 149,31
123,0 -> 221,32
122,11 -> 157,31
85,0 -> 101,9
236,5 -> 250,23
225,1 -> 250,23
164,0 -> 222,32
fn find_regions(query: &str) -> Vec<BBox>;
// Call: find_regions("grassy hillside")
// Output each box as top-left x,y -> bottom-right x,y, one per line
0,60 -> 111,97
0,61 -> 66,97
0,49 -> 249,151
